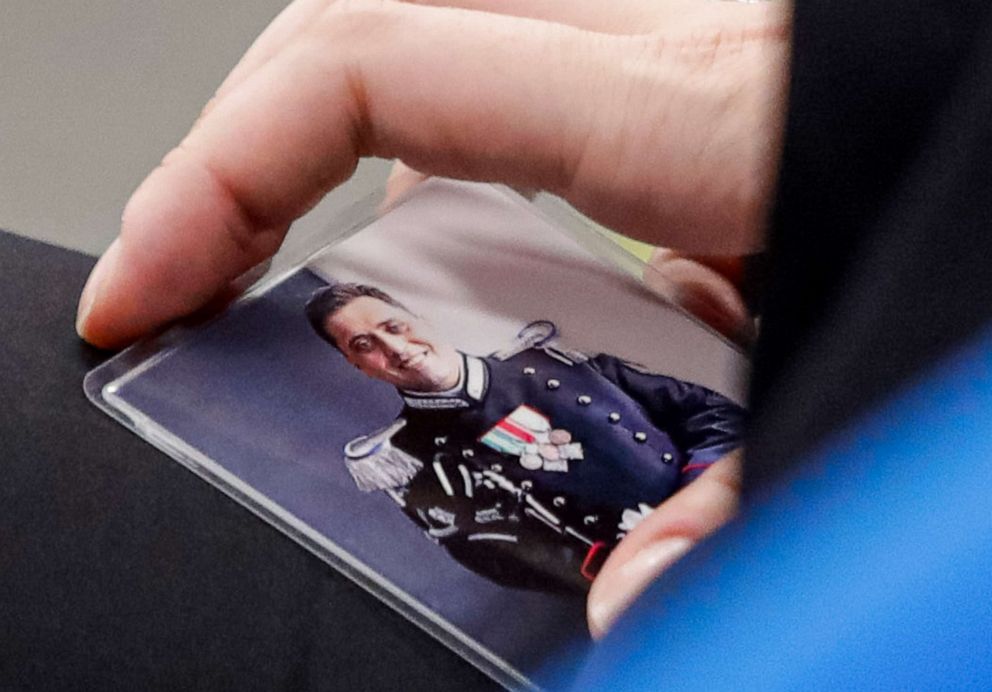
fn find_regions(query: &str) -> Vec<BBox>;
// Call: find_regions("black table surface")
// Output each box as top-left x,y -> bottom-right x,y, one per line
1,231 -> 496,691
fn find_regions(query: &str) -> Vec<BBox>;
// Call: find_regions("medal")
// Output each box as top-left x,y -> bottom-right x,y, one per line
520,453 -> 543,470
479,405 -> 584,472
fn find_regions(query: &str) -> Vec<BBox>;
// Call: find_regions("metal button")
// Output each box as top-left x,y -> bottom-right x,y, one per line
583,515 -> 599,526
434,436 -> 447,447
523,367 -> 536,375
608,412 -> 621,423
462,449 -> 475,458
520,480 -> 533,491
490,464 -> 502,473
633,432 -> 648,443
662,452 -> 674,464
546,379 -> 561,390
553,496 -> 566,508
577,395 -> 592,406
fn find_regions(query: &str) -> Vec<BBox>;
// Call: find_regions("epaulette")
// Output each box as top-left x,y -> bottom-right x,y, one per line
492,320 -> 557,361
491,320 -> 591,365
618,358 -> 657,375
343,418 -> 423,492
542,345 -> 589,366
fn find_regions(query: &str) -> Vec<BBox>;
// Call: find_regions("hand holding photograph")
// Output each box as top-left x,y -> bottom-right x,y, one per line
87,180 -> 748,688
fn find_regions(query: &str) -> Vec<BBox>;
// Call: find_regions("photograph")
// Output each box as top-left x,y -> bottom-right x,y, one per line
13,0 -> 987,687
99,180 -> 749,687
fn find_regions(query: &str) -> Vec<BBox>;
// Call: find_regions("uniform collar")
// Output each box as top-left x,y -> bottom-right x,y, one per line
399,353 -> 489,410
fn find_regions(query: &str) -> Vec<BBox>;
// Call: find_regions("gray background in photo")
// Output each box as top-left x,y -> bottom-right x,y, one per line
0,1 -> 391,255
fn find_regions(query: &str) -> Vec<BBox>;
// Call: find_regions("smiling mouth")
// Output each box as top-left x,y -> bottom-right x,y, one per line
399,351 -> 429,369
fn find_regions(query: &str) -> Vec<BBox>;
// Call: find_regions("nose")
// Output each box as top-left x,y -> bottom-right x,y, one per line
378,331 -> 409,358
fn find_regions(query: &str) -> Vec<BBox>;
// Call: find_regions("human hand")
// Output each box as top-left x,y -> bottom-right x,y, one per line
645,249 -> 757,347
587,451 -> 742,638
76,0 -> 791,348
383,162 -> 759,345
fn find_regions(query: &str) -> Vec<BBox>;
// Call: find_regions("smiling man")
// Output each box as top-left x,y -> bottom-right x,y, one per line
306,282 -> 745,595
320,285 -> 462,393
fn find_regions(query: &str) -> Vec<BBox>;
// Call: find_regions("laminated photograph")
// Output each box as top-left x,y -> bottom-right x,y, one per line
87,179 -> 749,689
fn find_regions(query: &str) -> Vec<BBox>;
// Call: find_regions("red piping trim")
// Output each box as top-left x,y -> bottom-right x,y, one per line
681,463 -> 711,474
581,541 -> 608,581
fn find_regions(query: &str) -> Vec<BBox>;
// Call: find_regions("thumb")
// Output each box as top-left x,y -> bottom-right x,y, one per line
587,451 -> 742,639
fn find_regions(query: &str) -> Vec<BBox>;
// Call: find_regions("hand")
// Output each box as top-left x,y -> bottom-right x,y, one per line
76,0 -> 791,348
381,160 -> 430,212
587,451 -> 742,638
645,249 -> 757,347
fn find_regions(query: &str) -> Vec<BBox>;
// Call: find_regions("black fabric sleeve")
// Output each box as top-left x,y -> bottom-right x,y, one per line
748,2 -> 992,490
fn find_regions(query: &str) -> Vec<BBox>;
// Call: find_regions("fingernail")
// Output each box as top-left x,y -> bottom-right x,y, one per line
588,537 -> 693,639
76,238 -> 121,338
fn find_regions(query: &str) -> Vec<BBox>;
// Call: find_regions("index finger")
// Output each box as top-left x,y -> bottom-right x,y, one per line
79,0 -> 784,347
76,2 -> 622,348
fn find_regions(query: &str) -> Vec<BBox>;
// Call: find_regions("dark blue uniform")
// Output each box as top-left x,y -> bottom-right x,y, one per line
344,336 -> 744,595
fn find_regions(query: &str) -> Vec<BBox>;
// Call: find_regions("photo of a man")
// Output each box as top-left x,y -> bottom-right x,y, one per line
306,282 -> 746,595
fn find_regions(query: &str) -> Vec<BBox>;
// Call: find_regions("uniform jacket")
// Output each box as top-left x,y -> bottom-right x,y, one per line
344,336 -> 745,594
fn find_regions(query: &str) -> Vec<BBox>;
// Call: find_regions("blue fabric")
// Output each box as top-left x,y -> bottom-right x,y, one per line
569,328 -> 992,690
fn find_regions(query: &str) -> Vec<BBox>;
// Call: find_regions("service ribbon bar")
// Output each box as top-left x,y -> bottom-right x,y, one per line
480,405 -> 552,455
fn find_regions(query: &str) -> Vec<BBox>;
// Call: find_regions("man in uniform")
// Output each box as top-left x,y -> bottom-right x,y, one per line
306,283 -> 745,595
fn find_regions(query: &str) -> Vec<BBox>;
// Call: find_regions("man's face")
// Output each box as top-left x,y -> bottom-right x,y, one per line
325,296 -> 462,392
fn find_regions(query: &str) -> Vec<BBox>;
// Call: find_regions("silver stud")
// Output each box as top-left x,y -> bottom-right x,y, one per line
434,436 -> 447,447
577,395 -> 592,406
583,515 -> 599,525
634,432 -> 648,443
490,463 -> 502,473
462,449 -> 475,458
546,379 -> 561,390
553,496 -> 566,508
523,367 -> 536,375
662,452 -> 674,464
608,412 -> 621,423
520,480 -> 533,491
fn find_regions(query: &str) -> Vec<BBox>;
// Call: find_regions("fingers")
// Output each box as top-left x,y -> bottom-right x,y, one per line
645,249 -> 756,347
586,451 -> 742,639
211,0 -> 330,103
400,0 -> 779,37
78,0 -> 789,347
77,2 -> 626,347
210,0 -> 765,120
380,160 -> 429,212
399,0 -> 678,34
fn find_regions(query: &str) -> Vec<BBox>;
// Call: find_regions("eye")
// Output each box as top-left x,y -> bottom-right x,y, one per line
351,336 -> 373,354
385,320 -> 406,334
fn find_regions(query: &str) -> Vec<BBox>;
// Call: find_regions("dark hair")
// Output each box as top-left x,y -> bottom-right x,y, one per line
305,283 -> 409,350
